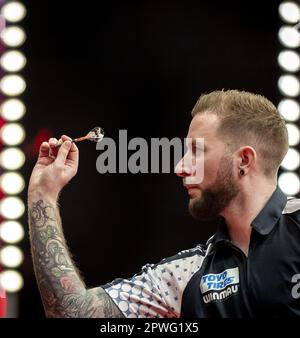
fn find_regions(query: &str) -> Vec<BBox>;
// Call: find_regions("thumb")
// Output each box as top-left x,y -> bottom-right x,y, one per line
38,142 -> 50,159
56,140 -> 72,165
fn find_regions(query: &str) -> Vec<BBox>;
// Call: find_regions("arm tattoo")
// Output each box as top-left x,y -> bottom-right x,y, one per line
28,199 -> 124,318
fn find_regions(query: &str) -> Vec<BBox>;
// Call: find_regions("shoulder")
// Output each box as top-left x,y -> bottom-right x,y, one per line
140,240 -> 211,274
282,197 -> 300,215
136,241 -> 213,292
152,243 -> 207,267
282,197 -> 300,229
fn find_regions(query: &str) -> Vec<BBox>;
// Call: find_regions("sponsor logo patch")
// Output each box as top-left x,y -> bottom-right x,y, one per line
200,267 -> 239,304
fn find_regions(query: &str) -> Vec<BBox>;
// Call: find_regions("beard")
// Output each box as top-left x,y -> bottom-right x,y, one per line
189,154 -> 240,221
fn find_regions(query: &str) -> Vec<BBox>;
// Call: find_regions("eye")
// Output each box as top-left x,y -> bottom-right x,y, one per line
192,145 -> 204,153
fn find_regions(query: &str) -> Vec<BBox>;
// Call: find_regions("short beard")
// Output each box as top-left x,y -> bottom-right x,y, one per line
189,154 -> 240,221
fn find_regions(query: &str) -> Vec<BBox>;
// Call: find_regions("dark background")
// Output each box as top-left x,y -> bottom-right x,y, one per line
19,0 -> 281,317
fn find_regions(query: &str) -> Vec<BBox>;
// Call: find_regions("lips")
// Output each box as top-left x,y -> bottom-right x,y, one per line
184,185 -> 200,197
184,184 -> 199,190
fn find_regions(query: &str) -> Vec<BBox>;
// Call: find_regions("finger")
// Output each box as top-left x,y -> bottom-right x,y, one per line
55,135 -> 70,149
38,142 -> 50,159
61,135 -> 79,163
49,138 -> 58,148
61,135 -> 72,142
49,137 -> 59,157
56,140 -> 72,166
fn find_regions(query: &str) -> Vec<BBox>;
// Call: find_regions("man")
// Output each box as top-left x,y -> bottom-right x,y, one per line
28,90 -> 300,318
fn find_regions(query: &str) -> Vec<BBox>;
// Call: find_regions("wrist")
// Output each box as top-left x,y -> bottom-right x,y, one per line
28,188 -> 59,206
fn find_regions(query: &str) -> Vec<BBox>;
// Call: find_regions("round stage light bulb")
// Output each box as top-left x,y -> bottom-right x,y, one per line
0,197 -> 25,219
0,148 -> 25,170
1,2 -> 26,23
278,99 -> 300,121
0,221 -> 24,243
0,246 -> 23,268
0,123 -> 25,145
0,50 -> 26,72
0,172 -> 25,194
279,2 -> 300,23
278,74 -> 300,97
278,50 -> 300,72
0,270 -> 23,292
278,26 -> 300,48
281,148 -> 300,170
286,123 -> 300,145
278,172 -> 300,195
0,99 -> 26,121
0,25 -> 26,47
0,74 -> 26,96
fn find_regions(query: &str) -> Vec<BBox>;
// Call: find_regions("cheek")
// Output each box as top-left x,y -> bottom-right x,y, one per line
202,159 -> 219,184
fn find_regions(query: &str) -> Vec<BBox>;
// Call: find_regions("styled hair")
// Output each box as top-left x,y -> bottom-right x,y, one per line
191,89 -> 289,177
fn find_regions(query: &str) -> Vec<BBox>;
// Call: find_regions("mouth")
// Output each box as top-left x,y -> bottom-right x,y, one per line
184,184 -> 200,198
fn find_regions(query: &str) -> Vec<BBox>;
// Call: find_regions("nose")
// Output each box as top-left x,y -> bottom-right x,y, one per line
175,157 -> 192,177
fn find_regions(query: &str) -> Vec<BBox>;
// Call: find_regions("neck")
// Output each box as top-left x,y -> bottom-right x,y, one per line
220,180 -> 276,256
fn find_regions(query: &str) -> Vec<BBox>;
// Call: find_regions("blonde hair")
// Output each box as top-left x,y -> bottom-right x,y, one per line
191,90 -> 289,177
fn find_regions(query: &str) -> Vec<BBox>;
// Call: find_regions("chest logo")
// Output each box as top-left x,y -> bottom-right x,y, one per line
291,274 -> 300,299
200,267 -> 240,304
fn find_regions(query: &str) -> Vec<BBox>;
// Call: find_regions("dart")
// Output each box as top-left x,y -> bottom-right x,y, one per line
55,126 -> 104,147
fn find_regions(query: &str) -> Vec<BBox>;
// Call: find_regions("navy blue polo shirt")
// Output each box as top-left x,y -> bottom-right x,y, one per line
103,186 -> 300,317
181,186 -> 300,317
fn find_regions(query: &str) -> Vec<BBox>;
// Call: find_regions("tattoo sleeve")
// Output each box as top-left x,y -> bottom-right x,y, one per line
28,199 -> 124,318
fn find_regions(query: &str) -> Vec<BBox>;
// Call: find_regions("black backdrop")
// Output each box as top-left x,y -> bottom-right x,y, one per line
19,0 -> 281,317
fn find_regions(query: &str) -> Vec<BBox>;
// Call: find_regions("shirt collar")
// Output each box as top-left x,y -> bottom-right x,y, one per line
213,186 -> 287,243
213,217 -> 230,244
251,186 -> 287,235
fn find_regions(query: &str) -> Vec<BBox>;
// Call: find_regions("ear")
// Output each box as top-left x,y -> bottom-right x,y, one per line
237,146 -> 257,174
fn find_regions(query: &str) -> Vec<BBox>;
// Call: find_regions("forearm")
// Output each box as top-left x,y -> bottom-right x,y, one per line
28,194 -> 87,317
28,194 -> 122,318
